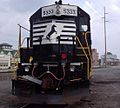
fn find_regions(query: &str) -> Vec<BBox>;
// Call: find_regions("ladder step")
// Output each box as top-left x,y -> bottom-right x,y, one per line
76,54 -> 89,56
76,47 -> 89,49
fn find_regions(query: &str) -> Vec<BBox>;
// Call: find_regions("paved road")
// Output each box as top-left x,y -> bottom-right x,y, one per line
73,66 -> 120,108
90,67 -> 120,108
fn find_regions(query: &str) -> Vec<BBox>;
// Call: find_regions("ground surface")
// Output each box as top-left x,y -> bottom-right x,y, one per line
89,67 -> 120,108
0,66 -> 120,108
73,66 -> 120,108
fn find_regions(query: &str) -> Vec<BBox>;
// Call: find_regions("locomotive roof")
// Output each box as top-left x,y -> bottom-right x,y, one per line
30,3 -> 90,22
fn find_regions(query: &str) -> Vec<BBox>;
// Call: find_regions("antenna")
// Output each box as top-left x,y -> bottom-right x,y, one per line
55,1 -> 57,4
55,0 -> 62,4
59,0 -> 62,4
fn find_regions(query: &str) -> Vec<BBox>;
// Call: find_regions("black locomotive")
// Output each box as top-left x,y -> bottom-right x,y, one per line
12,0 -> 92,103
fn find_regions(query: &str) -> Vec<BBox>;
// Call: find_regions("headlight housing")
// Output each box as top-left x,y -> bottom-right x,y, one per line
70,65 -> 75,72
25,66 -> 30,72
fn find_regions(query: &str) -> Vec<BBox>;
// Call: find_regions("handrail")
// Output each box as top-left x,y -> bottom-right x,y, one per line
76,36 -> 90,79
84,32 -> 92,78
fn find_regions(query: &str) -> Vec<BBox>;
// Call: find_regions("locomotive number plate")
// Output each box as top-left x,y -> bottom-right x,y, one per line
42,5 -> 77,17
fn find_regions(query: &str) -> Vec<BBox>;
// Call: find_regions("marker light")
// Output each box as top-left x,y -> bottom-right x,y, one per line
61,53 -> 67,60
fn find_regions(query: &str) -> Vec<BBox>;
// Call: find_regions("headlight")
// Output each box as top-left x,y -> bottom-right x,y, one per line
25,66 -> 30,72
70,66 -> 75,72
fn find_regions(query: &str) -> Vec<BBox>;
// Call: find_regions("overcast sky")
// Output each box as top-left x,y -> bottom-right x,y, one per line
0,0 -> 120,58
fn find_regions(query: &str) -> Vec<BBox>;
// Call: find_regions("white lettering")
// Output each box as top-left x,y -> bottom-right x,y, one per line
42,5 -> 77,17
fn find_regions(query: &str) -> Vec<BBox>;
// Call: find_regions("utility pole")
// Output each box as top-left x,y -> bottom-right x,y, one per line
103,7 -> 108,67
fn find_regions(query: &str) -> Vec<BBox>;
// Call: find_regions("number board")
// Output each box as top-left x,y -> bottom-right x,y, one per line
42,5 -> 77,17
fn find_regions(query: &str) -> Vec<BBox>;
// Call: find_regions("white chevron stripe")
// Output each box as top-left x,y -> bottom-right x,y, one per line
33,23 -> 48,28
33,42 -> 40,45
33,37 -> 40,41
33,28 -> 46,32
33,33 -> 45,36
60,32 -> 76,36
62,28 -> 76,31
60,37 -> 73,40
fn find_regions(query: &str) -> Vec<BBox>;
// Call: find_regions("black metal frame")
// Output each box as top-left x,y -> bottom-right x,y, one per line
12,1 -> 92,101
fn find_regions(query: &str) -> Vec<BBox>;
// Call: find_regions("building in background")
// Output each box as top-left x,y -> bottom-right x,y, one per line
92,48 -> 99,66
0,43 -> 17,69
101,52 -> 120,66
0,55 -> 10,69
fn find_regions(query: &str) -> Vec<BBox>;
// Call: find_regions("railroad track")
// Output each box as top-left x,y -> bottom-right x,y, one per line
20,104 -> 67,108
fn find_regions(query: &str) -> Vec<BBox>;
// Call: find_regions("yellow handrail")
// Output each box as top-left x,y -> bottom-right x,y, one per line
76,36 -> 90,79
84,32 -> 92,78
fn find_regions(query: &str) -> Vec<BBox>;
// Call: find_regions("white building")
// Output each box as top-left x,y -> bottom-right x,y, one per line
0,43 -> 17,69
101,52 -> 119,66
92,48 -> 99,66
0,55 -> 10,69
